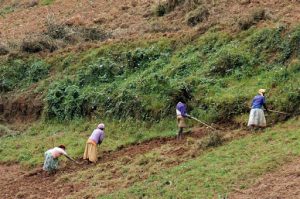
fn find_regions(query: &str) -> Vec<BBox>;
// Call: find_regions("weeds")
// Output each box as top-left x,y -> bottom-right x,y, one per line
186,6 -> 209,27
237,8 -> 268,30
0,43 -> 9,55
0,59 -> 50,92
197,132 -> 223,149
20,35 -> 58,53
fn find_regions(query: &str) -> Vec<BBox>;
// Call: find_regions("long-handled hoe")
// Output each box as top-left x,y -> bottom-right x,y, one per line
187,114 -> 217,131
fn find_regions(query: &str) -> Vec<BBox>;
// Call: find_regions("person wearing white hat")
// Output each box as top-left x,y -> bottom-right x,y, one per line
247,89 -> 268,129
83,123 -> 105,163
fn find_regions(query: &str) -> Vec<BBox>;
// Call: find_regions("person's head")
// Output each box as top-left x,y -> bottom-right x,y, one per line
258,88 -> 266,96
97,123 -> 105,130
58,145 -> 66,150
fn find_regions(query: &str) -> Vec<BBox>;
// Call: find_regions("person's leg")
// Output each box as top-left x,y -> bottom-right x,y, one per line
177,127 -> 183,140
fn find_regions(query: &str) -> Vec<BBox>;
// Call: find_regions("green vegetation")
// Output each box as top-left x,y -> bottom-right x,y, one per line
0,119 -> 175,167
0,6 -> 15,16
102,117 -> 300,198
0,59 -> 50,92
40,0 -> 55,6
0,26 -> 300,166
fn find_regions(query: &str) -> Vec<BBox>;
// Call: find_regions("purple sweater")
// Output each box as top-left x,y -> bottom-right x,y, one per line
89,128 -> 105,144
251,95 -> 266,109
176,102 -> 187,117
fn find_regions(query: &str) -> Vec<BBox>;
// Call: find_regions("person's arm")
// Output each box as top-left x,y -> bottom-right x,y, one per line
98,132 -> 104,145
262,97 -> 268,112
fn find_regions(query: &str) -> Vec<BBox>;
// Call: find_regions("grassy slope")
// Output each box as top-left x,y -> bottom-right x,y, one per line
102,117 -> 300,199
0,26 -> 300,167
0,119 -> 176,167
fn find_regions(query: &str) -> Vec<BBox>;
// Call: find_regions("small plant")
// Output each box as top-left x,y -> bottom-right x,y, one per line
20,35 -> 58,53
237,8 -> 267,30
40,0 -> 55,6
197,132 -> 223,149
186,6 -> 209,27
155,3 -> 167,16
0,43 -> 9,55
154,0 -> 185,16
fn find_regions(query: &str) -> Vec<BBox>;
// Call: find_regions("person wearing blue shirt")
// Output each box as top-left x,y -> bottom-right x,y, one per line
176,100 -> 189,140
247,89 -> 268,130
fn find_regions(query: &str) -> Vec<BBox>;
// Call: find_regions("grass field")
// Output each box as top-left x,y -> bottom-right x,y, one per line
101,117 -> 300,199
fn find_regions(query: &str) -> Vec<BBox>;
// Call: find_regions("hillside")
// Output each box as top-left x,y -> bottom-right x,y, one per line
0,0 -> 300,198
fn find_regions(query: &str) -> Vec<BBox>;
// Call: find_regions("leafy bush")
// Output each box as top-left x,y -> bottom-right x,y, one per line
186,6 -> 209,27
46,79 -> 107,120
77,58 -> 122,86
209,45 -> 252,76
27,60 -> 50,82
125,47 -> 162,70
284,27 -> 300,59
0,59 -> 49,92
105,89 -> 148,120
196,32 -> 231,56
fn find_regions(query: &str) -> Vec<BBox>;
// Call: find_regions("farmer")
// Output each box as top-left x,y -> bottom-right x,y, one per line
43,145 -> 75,174
248,89 -> 269,130
176,100 -> 189,140
83,123 -> 105,163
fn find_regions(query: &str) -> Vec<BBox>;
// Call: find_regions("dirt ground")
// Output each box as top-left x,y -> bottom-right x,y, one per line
0,0 -> 300,44
1,126 -> 300,198
230,158 -> 300,199
0,128 -> 209,199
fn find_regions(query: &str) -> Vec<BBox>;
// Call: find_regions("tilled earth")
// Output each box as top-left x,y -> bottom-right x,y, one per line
0,128 -> 210,199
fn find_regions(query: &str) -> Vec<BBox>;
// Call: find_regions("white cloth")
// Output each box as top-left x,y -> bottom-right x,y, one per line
248,108 -> 266,127
47,147 -> 67,158
176,109 -> 181,116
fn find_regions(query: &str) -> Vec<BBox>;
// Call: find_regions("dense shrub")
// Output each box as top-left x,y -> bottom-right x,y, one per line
77,58 -> 122,86
125,47 -> 162,70
46,79 -> 109,120
27,60 -> 50,82
105,89 -> 148,120
209,45 -> 252,76
285,27 -> 300,58
196,32 -> 231,56
46,79 -> 82,120
0,59 -> 49,92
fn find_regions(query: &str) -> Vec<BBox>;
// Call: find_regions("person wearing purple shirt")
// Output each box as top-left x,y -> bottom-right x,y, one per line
83,123 -> 105,163
248,89 -> 268,130
176,100 -> 189,140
